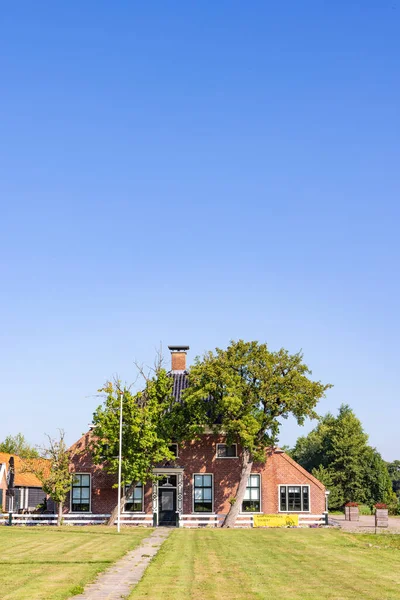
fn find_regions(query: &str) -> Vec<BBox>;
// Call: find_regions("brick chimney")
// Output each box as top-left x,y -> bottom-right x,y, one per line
168,345 -> 189,372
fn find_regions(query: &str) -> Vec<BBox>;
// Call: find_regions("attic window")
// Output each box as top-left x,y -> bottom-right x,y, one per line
168,444 -> 178,458
216,443 -> 237,458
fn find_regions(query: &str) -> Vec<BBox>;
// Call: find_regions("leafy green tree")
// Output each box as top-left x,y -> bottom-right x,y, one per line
292,405 -> 393,509
0,433 -> 40,458
362,448 -> 395,509
387,460 -> 400,497
182,340 -> 331,527
327,405 -> 369,503
23,431 -> 72,526
387,460 -> 400,514
91,367 -> 177,525
312,465 -> 344,509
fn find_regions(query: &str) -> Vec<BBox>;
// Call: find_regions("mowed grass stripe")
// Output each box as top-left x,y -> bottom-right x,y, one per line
130,529 -> 400,600
0,526 -> 150,600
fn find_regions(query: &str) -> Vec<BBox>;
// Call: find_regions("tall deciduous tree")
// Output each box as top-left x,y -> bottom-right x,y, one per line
385,460 -> 400,514
0,433 -> 40,458
23,431 -> 72,526
91,366 -> 177,525
387,460 -> 400,499
182,340 -> 331,528
291,405 -> 394,509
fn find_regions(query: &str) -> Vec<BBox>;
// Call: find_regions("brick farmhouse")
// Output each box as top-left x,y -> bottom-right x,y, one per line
67,346 -> 326,526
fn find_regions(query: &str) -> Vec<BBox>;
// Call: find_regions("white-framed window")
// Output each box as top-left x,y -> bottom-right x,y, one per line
124,482 -> 144,512
168,443 -> 178,458
216,443 -> 237,458
193,474 -> 213,512
71,473 -> 91,512
242,474 -> 261,512
279,485 -> 310,512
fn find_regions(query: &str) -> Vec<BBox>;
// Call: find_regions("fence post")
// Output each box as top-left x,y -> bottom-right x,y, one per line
8,512 -> 12,526
323,511 -> 329,526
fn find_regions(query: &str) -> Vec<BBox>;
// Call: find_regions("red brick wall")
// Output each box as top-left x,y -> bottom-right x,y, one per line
177,436 -> 325,515
69,432 -> 325,517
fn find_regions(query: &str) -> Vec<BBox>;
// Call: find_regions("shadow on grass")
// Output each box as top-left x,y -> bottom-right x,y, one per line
0,560 -> 112,565
4,528 -> 152,537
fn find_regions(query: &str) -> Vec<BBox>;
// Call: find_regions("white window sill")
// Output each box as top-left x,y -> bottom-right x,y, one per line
215,456 -> 238,459
278,510 -> 311,514
70,511 -> 93,514
239,512 -> 262,515
122,511 -> 146,515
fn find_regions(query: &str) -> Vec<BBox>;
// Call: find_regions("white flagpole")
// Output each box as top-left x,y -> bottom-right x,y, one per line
117,389 -> 123,533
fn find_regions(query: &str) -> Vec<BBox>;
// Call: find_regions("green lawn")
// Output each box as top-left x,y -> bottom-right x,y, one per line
0,526 -> 150,600
130,528 -> 400,600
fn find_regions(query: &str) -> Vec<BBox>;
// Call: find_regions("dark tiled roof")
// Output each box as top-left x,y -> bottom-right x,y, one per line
171,372 -> 221,422
171,371 -> 189,402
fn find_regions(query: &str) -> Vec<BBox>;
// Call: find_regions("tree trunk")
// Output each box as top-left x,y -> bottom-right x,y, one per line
106,481 -> 137,526
57,501 -> 63,527
222,449 -> 253,528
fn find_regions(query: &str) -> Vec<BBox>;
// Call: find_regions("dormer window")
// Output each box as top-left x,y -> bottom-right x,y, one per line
168,444 -> 178,458
216,443 -> 237,458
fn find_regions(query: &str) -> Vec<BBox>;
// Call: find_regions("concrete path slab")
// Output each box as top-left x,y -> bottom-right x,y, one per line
71,527 -> 171,600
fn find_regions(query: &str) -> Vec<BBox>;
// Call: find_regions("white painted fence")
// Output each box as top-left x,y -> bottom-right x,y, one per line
0,513 -> 153,526
179,513 -> 328,528
0,512 -> 327,527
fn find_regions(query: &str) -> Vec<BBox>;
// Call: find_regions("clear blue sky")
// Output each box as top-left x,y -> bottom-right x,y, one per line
1,2 -> 399,460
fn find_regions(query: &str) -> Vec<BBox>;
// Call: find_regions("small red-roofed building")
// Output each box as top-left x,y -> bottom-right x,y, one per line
0,453 -> 50,513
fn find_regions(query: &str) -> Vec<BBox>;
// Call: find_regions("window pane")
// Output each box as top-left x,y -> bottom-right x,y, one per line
288,487 -> 301,511
217,445 -> 226,457
280,486 -> 287,511
203,475 -> 212,487
242,474 -> 260,512
80,497 -> 90,505
72,489 -> 81,499
125,483 -> 143,512
194,501 -> 212,512
302,487 -> 309,511
169,444 -> 178,457
194,475 -> 203,486
203,488 -> 212,500
81,475 -> 90,486
226,445 -> 236,457
133,488 -> 142,500
194,489 -> 202,500
81,488 -> 90,499
242,500 -> 260,512
250,488 -> 259,500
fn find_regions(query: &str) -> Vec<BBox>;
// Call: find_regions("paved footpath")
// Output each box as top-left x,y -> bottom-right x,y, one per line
330,514 -> 400,533
72,528 -> 171,600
